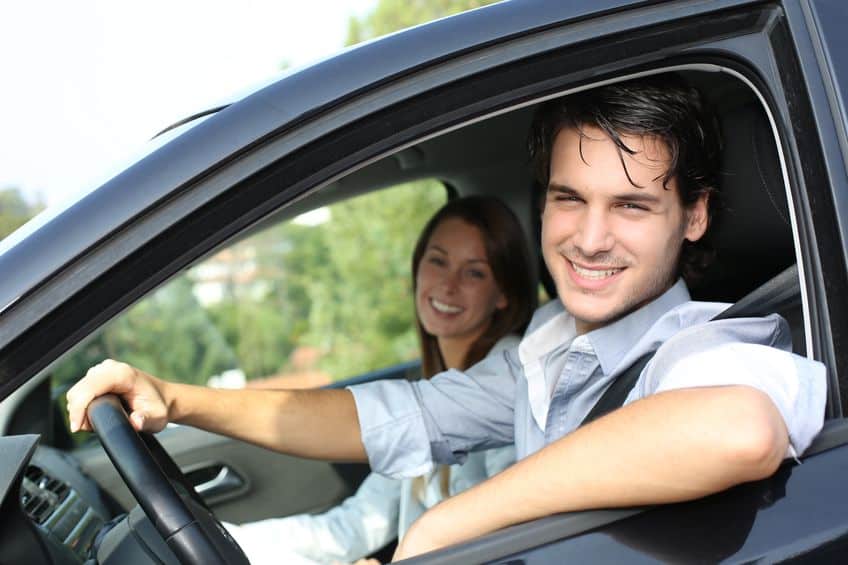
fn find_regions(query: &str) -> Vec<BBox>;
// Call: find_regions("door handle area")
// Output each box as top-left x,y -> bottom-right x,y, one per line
186,464 -> 245,499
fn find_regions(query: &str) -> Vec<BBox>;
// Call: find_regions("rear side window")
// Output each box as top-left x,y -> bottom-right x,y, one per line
51,180 -> 446,395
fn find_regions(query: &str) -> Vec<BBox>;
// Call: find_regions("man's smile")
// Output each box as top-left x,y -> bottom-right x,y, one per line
564,258 -> 627,291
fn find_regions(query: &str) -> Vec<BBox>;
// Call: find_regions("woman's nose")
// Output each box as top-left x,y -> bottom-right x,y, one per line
440,269 -> 462,292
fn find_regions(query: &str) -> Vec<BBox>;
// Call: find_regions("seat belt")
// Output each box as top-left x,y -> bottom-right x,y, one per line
579,264 -> 800,427
580,352 -> 653,426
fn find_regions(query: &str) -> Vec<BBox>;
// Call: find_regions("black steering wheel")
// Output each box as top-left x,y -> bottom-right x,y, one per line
87,394 -> 248,565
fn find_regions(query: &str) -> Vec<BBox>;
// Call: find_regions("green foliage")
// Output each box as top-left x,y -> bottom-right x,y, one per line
52,181 -> 445,387
53,277 -> 238,387
0,187 -> 43,240
302,181 -> 444,377
346,0 -> 501,45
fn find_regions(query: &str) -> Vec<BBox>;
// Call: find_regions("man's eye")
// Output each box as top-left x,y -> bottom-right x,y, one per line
553,193 -> 581,203
619,202 -> 648,211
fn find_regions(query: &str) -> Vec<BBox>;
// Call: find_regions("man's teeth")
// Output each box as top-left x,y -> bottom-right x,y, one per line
571,262 -> 623,279
431,298 -> 463,314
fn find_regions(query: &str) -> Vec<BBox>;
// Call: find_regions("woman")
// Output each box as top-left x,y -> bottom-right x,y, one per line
226,196 -> 536,564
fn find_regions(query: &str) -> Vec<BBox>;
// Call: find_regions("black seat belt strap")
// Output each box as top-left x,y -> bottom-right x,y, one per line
580,352 -> 653,426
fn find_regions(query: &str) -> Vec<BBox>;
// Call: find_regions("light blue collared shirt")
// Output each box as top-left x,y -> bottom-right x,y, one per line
350,280 -> 827,478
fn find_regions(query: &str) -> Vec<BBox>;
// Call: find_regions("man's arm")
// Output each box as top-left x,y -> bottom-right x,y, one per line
394,385 -> 787,559
66,359 -> 366,461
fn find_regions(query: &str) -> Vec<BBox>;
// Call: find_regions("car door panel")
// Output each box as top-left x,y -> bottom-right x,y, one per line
74,426 -> 360,524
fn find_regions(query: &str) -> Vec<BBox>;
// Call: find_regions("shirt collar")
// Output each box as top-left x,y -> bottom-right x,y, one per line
518,279 -> 691,432
585,279 -> 691,376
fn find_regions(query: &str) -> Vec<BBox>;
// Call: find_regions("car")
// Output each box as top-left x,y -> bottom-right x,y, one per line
2,0 -> 848,563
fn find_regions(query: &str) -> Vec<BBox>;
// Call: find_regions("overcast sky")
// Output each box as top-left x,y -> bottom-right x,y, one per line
1,0 -> 376,208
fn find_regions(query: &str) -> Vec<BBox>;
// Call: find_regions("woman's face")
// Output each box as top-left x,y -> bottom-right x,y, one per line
416,217 -> 508,345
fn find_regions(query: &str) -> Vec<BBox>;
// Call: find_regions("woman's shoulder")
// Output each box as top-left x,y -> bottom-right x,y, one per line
490,334 -> 521,355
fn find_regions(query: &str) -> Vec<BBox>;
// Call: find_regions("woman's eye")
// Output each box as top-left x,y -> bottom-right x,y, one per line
467,269 -> 486,280
427,256 -> 446,266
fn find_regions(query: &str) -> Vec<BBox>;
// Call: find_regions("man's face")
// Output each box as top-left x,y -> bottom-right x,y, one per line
541,126 -> 708,334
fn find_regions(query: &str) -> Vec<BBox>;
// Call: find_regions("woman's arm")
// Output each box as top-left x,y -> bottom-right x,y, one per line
227,472 -> 402,563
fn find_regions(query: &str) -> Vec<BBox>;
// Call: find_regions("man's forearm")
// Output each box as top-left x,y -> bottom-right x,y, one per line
165,382 -> 367,461
396,385 -> 787,558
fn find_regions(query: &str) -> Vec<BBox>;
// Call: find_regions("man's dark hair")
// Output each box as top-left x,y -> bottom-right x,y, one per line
528,74 -> 722,285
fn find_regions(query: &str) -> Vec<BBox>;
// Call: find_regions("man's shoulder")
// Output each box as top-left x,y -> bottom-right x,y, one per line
652,306 -> 793,367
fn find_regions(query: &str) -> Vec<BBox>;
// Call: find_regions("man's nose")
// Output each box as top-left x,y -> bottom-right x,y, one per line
574,208 -> 614,256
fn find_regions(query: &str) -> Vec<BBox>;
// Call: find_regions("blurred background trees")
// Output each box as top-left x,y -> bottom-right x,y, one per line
0,187 -> 43,239
346,0 -> 499,45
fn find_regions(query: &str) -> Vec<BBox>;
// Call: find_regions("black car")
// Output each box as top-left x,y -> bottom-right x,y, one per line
2,0 -> 848,563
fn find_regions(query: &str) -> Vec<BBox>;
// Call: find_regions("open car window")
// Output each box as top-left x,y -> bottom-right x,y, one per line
51,181 -> 445,421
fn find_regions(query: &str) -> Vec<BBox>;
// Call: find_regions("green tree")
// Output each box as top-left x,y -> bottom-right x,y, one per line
346,0 -> 500,45
0,187 -> 43,240
53,277 -> 238,387
302,182 -> 444,377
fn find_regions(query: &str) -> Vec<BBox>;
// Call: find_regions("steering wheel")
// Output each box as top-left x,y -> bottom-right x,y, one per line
87,394 -> 249,565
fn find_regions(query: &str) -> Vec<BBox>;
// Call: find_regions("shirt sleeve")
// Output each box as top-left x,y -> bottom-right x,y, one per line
225,471 -> 401,564
483,444 -> 517,477
349,345 -> 521,478
637,314 -> 827,458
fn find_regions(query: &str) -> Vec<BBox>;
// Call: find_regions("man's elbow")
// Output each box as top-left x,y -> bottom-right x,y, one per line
723,386 -> 789,480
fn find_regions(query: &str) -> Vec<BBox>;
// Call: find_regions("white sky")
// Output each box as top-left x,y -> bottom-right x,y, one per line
0,0 -> 376,208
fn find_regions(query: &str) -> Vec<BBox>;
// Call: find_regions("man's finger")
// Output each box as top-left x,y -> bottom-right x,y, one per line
67,359 -> 135,433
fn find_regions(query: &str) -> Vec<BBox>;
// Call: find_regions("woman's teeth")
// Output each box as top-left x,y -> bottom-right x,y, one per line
431,298 -> 463,314
571,262 -> 623,279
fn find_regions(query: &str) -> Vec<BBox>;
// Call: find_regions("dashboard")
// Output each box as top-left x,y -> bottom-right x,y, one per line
1,432 -> 238,565
1,435 -> 116,564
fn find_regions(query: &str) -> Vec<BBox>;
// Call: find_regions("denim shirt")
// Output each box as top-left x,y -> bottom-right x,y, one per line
350,279 -> 827,478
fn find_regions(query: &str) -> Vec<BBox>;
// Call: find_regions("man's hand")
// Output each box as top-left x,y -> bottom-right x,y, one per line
67,359 -> 171,433
393,385 -> 788,561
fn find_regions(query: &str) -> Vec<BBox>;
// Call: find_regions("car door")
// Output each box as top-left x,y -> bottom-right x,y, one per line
3,1 -> 848,563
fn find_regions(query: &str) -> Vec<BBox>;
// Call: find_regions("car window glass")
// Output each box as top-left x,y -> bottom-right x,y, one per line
51,180 -> 446,425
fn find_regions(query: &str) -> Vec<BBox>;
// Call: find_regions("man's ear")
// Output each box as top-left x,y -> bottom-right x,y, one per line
684,192 -> 709,242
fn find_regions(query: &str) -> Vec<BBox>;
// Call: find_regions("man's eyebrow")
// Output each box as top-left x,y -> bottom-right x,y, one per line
546,183 -> 579,195
613,192 -> 662,205
547,183 -> 662,205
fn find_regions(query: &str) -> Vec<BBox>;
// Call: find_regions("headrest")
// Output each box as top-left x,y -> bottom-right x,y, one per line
690,103 -> 795,302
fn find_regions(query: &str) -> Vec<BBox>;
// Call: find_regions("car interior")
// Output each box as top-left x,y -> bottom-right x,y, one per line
2,65 -> 839,563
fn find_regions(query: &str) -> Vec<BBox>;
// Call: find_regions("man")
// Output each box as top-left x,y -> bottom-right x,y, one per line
67,75 -> 825,560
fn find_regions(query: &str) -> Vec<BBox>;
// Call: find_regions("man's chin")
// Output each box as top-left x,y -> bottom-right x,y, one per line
562,304 -> 617,333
